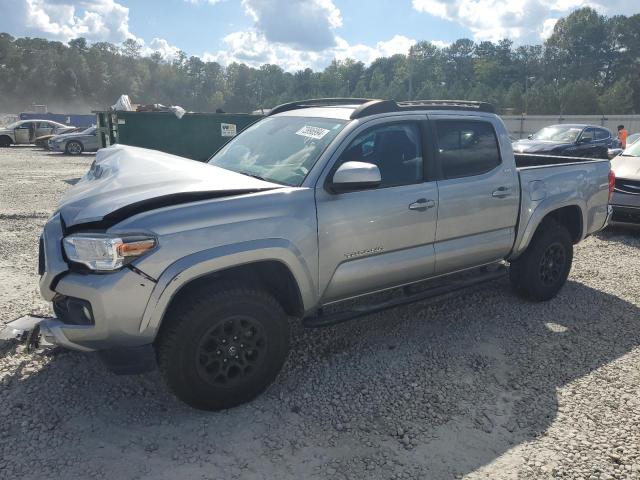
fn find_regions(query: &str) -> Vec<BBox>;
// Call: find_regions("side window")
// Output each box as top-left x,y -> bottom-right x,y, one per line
338,122 -> 423,188
581,128 -> 595,142
595,128 -> 610,141
434,120 -> 501,180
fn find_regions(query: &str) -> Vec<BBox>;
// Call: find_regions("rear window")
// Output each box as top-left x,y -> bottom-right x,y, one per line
434,120 -> 501,179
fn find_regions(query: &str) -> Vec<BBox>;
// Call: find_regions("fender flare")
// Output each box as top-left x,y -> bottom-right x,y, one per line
510,196 -> 585,260
138,238 -> 317,336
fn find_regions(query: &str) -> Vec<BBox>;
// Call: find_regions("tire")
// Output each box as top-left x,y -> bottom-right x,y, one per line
65,140 -> 83,155
509,219 -> 573,301
0,136 -> 11,148
157,284 -> 290,410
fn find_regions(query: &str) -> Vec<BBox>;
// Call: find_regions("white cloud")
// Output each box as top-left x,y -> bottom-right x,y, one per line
203,0 -> 421,70
6,0 -> 137,43
204,31 -> 417,71
0,1 -> 181,60
241,0 -> 342,51
411,0 -> 638,43
142,37 -> 181,60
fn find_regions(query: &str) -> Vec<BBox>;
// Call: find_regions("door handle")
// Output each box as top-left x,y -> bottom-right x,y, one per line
409,198 -> 436,211
492,186 -> 512,198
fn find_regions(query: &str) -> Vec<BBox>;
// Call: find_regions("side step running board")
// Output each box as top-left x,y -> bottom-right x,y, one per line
303,266 -> 507,328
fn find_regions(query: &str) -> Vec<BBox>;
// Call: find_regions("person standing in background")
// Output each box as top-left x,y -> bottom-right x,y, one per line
618,125 -> 628,149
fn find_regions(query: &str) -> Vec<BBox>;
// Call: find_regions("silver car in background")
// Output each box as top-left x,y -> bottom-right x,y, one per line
49,126 -> 99,155
610,139 -> 640,226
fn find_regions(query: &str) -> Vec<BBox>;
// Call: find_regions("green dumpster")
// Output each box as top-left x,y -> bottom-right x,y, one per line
96,111 -> 262,161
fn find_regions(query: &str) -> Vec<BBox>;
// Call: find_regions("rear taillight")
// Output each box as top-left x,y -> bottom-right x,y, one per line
608,169 -> 615,202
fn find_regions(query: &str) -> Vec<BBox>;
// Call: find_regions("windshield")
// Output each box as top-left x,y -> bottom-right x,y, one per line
3,121 -> 23,129
623,137 -> 640,157
532,126 -> 582,142
208,116 -> 347,186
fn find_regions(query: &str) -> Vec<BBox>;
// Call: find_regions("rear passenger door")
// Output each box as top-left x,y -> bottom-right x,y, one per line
35,122 -> 54,138
432,117 -> 519,274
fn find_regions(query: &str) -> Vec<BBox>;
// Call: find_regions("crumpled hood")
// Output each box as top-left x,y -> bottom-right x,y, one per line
512,139 -> 571,153
59,144 -> 281,228
611,154 -> 640,180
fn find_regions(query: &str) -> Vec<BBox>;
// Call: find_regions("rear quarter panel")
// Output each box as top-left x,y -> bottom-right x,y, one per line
512,160 -> 610,258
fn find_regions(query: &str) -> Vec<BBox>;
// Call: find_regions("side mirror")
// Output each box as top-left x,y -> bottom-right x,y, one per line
330,161 -> 381,193
579,137 -> 592,144
527,134 -> 533,140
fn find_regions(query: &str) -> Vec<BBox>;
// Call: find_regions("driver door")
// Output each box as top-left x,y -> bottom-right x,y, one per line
316,118 -> 438,304
14,122 -> 32,144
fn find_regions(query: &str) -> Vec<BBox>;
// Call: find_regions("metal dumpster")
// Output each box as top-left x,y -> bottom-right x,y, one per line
96,111 -> 262,161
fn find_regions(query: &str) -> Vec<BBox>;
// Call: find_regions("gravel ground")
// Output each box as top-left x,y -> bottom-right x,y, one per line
1,147 -> 639,480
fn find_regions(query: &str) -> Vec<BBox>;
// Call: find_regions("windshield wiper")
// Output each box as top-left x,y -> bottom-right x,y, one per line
238,170 -> 269,182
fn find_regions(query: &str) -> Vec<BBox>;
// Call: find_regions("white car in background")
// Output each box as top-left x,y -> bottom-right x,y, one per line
0,119 -> 73,147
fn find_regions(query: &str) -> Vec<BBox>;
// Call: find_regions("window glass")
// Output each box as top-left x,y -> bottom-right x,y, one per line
532,126 -> 581,142
581,128 -> 595,142
337,122 -> 423,188
435,121 -> 501,179
594,128 -> 610,141
208,116 -> 346,187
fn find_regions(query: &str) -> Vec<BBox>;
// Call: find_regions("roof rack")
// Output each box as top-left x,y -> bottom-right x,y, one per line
267,98 -> 496,119
350,99 -> 495,119
267,98 -> 378,116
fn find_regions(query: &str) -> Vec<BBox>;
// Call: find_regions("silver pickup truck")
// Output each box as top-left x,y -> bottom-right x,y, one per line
3,99 -> 613,410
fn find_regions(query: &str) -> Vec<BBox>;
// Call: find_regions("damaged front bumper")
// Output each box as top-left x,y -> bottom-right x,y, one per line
0,314 -> 93,351
35,213 -> 159,352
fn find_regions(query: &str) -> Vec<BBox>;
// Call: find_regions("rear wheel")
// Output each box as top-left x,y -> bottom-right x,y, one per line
65,140 -> 83,155
157,284 -> 290,410
0,136 -> 11,148
509,219 -> 573,301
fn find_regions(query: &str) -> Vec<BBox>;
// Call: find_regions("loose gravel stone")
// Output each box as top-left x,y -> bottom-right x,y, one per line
1,147 -> 639,479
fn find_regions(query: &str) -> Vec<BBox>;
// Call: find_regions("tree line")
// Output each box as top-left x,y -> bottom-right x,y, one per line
0,7 -> 638,115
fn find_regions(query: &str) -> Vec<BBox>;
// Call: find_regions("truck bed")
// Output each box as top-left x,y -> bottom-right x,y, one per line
514,152 -> 606,169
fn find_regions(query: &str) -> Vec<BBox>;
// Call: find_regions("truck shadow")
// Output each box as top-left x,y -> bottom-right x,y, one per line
2,279 -> 639,479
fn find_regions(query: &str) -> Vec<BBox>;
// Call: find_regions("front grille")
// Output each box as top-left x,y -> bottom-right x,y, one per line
614,178 -> 640,195
38,235 -> 45,275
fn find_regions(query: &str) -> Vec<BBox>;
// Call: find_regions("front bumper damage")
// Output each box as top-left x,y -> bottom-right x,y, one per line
0,314 -> 92,351
9,212 -> 160,374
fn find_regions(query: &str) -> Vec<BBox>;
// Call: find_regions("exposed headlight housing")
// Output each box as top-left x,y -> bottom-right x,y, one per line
62,234 -> 156,271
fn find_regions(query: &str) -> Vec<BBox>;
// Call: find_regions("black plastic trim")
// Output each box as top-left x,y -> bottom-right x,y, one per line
63,188 -> 278,233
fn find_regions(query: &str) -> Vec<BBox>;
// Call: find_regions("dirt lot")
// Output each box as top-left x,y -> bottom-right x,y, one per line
1,146 -> 639,480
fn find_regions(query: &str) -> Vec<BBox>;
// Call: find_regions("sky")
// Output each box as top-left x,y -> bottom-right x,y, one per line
1,0 -> 639,71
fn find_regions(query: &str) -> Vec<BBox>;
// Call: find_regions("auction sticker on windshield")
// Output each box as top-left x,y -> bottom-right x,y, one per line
221,123 -> 237,137
296,125 -> 330,140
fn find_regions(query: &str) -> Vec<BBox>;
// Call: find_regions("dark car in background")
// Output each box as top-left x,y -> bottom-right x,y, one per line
512,124 -> 613,159
610,139 -> 640,226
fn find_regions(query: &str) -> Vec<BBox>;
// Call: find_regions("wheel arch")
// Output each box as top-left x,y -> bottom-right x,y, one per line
511,203 -> 584,260
140,239 -> 316,338
0,134 -> 13,146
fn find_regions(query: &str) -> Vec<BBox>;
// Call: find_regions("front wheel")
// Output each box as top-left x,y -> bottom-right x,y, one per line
0,136 -> 11,148
509,220 -> 573,301
65,140 -> 83,155
157,285 -> 290,410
